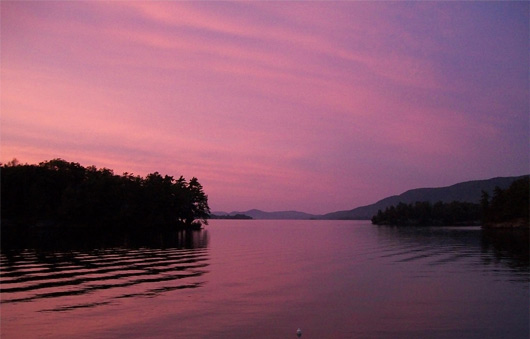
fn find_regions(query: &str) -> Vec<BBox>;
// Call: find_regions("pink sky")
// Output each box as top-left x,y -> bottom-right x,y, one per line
1,1 -> 528,214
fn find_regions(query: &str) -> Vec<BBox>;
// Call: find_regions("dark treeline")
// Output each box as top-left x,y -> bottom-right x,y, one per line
371,177 -> 529,227
371,201 -> 482,226
481,176 -> 529,227
1,159 -> 210,231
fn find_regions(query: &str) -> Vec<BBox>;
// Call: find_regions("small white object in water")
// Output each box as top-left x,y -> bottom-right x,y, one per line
296,328 -> 302,337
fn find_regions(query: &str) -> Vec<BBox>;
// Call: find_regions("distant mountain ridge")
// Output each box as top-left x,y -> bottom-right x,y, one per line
321,175 -> 528,220
214,209 -> 317,220
213,175 -> 527,220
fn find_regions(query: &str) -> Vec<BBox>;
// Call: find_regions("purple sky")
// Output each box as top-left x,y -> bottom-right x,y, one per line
2,1 -> 528,214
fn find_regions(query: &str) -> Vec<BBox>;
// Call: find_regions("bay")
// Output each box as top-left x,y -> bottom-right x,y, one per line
1,220 -> 528,338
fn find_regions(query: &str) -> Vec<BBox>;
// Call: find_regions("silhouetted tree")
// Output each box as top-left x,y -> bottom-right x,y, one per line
483,177 -> 529,226
1,159 -> 211,230
371,200 -> 481,226
372,177 -> 529,227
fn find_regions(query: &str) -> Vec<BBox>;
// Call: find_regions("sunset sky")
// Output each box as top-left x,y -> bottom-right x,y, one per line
1,1 -> 528,214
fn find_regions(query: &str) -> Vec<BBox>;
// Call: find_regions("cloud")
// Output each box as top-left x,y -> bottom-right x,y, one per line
2,1 -> 528,213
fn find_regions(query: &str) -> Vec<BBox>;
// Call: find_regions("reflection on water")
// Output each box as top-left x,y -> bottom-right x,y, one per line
481,228 -> 529,270
1,227 -> 209,251
373,225 -> 529,276
1,221 -> 528,338
1,229 -> 209,313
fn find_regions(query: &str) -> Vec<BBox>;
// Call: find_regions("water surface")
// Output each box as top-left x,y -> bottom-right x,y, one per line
1,220 -> 528,338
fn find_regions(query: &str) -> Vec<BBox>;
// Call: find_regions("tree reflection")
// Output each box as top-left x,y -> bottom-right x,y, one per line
481,228 -> 529,270
374,225 -> 529,271
1,229 -> 209,312
2,228 -> 209,252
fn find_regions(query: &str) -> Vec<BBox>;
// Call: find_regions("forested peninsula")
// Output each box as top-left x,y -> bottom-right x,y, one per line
1,159 -> 210,232
371,177 -> 529,227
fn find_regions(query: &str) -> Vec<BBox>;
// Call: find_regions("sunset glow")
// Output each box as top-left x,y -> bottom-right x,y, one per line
1,1 -> 528,214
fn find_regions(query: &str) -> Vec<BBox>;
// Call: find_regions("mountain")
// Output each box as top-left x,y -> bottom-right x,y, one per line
321,175 -> 528,220
225,209 -> 317,220
212,176 -> 527,221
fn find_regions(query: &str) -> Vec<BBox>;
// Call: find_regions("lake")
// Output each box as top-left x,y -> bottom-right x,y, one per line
1,220 -> 528,338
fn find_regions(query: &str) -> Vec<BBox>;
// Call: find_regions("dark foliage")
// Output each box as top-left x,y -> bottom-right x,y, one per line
371,201 -> 482,226
371,176 -> 529,227
1,159 -> 210,230
481,177 -> 529,227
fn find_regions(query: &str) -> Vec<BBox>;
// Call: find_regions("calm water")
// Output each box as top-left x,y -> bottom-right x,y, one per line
1,220 -> 528,338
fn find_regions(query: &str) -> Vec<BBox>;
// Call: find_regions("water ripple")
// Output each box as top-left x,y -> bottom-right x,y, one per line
1,246 -> 209,312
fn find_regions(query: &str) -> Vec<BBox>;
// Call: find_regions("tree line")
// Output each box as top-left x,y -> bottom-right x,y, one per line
371,177 -> 529,227
1,159 -> 210,230
481,176 -> 529,227
371,201 -> 481,226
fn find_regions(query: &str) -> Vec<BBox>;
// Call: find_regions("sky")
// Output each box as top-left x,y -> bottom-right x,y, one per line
1,1 -> 529,215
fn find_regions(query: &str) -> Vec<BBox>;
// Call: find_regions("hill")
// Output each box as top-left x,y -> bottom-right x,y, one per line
212,176 -> 527,221
223,209 -> 317,220
321,175 -> 527,220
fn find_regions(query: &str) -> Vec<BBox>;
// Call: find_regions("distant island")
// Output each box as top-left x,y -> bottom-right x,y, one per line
371,177 -> 529,228
214,209 -> 316,220
1,159 -> 211,232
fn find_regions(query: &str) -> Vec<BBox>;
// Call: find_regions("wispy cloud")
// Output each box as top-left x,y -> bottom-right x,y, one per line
2,1 -> 528,213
